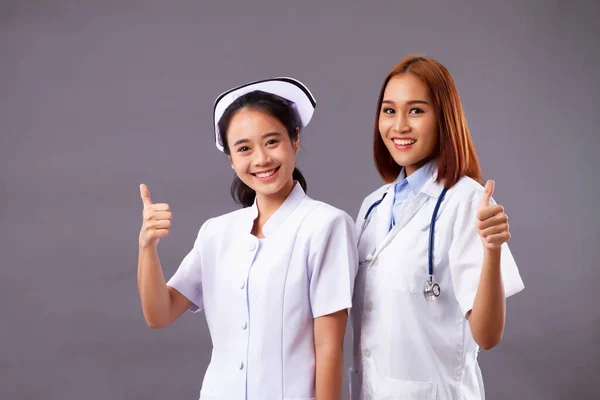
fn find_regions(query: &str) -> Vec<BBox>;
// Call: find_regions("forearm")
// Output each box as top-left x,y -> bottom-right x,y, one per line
137,244 -> 172,328
315,344 -> 344,400
468,248 -> 505,349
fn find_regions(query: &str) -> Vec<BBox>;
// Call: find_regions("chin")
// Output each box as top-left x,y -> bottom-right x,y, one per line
249,178 -> 286,196
389,155 -> 413,167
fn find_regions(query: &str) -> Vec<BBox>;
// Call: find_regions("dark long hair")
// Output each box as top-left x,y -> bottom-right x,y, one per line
217,90 -> 307,207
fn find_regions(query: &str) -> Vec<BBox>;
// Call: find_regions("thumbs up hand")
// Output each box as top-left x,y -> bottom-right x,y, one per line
139,184 -> 172,248
476,180 -> 510,250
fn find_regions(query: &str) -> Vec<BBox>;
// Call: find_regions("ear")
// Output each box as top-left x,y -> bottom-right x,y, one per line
293,128 -> 301,153
228,155 -> 234,169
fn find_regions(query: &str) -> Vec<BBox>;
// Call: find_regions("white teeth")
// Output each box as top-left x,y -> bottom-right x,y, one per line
255,169 -> 276,178
393,139 -> 416,146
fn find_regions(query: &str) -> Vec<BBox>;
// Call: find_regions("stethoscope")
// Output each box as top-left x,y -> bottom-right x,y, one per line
357,186 -> 449,302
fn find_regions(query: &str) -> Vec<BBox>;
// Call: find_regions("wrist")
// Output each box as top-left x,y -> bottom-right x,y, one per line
483,247 -> 501,263
139,239 -> 158,251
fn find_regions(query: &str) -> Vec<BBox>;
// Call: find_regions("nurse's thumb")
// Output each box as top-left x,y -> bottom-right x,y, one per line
140,183 -> 152,207
480,180 -> 495,208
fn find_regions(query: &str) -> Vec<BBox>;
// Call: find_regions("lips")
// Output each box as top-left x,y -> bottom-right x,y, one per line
392,137 -> 416,150
393,138 -> 416,146
252,166 -> 280,181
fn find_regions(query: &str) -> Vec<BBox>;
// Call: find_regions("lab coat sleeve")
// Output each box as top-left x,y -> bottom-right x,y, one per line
448,192 -> 525,317
308,210 -> 359,318
166,218 -> 212,313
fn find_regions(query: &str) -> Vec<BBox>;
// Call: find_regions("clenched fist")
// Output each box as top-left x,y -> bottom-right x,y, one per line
477,180 -> 510,251
139,184 -> 172,248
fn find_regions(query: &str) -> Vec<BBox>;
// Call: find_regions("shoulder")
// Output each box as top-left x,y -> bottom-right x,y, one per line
356,183 -> 391,218
209,206 -> 249,225
302,196 -> 354,227
298,197 -> 358,251
446,176 -> 485,203
195,206 -> 250,238
363,183 -> 390,203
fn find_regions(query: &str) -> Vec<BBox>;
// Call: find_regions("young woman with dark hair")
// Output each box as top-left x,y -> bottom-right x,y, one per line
137,78 -> 357,400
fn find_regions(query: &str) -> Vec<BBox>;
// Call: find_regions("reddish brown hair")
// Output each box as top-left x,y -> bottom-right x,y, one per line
373,55 -> 482,188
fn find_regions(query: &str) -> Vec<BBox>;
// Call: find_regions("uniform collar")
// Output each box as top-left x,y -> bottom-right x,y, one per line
248,181 -> 306,237
394,161 -> 434,198
393,160 -> 445,199
421,170 -> 446,198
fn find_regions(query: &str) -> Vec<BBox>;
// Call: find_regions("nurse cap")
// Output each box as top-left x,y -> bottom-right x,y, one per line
213,77 -> 316,152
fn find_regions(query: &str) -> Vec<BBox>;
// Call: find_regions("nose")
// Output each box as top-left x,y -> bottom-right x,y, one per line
392,113 -> 410,133
253,146 -> 272,166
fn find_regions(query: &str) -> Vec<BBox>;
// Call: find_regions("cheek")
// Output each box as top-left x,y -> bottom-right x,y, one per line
284,149 -> 297,166
420,120 -> 438,145
276,148 -> 297,172
230,155 -> 246,171
378,117 -> 388,137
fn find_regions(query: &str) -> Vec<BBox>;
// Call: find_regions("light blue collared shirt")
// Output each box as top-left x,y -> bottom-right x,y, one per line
390,161 -> 437,230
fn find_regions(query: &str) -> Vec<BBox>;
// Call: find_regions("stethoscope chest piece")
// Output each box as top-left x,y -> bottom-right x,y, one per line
360,185 -> 449,303
423,277 -> 441,302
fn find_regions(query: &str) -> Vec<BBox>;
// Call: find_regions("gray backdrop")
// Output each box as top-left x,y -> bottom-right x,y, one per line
1,0 -> 598,399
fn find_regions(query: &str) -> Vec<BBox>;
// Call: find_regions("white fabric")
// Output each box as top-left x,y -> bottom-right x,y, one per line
349,173 -> 524,400
167,183 -> 358,400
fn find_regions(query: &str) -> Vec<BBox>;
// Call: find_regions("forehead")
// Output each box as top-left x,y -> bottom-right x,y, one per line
227,108 -> 287,140
383,73 -> 431,102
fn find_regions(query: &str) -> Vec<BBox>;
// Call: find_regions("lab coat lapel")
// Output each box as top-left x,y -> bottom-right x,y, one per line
390,192 -> 429,233
372,175 -> 440,259
371,185 -> 394,247
394,173 -> 447,233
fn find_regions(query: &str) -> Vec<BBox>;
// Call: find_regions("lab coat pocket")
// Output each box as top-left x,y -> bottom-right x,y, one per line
382,228 -> 442,294
375,377 -> 438,399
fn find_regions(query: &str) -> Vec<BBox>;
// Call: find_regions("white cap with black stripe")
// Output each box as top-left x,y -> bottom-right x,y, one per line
212,77 -> 316,152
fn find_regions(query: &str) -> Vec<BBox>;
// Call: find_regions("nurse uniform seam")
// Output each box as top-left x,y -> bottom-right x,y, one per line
278,198 -> 313,400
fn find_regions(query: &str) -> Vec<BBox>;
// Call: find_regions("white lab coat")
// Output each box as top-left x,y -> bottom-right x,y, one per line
349,172 -> 524,400
167,182 -> 358,400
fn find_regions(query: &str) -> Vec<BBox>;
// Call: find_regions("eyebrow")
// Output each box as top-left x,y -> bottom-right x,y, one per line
382,99 -> 430,106
232,132 -> 284,147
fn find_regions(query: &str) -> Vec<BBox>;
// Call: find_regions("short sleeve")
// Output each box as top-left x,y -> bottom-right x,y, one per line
354,196 -> 371,238
166,219 -> 212,313
448,192 -> 525,316
308,210 -> 359,318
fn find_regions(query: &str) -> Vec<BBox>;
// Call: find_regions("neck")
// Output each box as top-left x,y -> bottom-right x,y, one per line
405,157 -> 436,177
252,179 -> 295,237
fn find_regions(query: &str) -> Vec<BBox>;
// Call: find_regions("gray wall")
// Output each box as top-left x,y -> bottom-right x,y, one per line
1,0 -> 598,399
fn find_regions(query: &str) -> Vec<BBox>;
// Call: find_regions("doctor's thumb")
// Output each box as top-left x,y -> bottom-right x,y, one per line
140,183 -> 152,207
480,180 -> 495,207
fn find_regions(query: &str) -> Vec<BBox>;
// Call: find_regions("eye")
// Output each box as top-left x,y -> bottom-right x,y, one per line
266,139 -> 279,146
382,107 -> 395,115
409,107 -> 424,115
237,146 -> 250,153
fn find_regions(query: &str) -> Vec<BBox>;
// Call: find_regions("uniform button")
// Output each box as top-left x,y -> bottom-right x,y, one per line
247,239 -> 256,251
242,321 -> 248,330
365,302 -> 373,313
240,280 -> 246,289
365,394 -> 372,400
239,361 -> 244,370
363,348 -> 370,358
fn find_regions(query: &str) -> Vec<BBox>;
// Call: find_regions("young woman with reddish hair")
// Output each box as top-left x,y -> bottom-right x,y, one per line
349,56 -> 525,400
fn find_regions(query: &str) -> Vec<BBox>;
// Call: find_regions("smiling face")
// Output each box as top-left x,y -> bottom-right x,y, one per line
378,73 -> 439,176
226,107 -> 299,201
